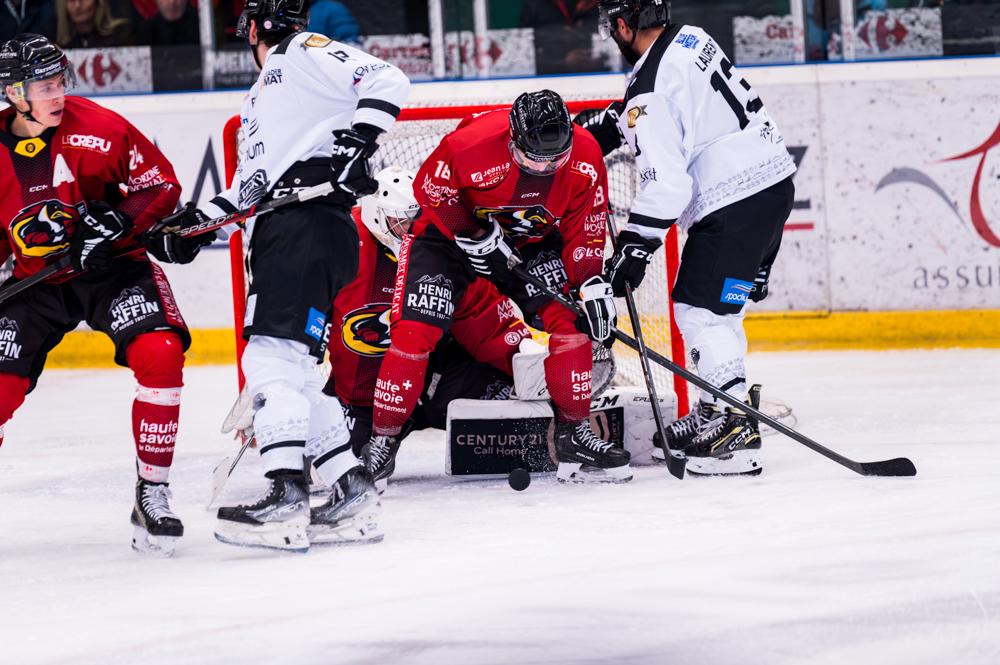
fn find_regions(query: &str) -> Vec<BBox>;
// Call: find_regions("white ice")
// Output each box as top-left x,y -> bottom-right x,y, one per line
1,350 -> 998,665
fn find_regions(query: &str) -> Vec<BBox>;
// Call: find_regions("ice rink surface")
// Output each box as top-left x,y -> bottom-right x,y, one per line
1,350 -> 998,665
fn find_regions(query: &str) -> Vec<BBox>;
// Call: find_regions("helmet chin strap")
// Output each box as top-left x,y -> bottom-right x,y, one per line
249,36 -> 263,69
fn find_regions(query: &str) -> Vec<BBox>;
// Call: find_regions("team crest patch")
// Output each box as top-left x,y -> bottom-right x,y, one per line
627,105 -> 647,129
10,200 -> 76,257
342,303 -> 392,357
304,34 -> 333,48
14,137 -> 46,158
473,205 -> 559,239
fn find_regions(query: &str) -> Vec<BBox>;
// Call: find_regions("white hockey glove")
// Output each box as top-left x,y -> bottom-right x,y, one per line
454,219 -> 521,279
576,275 -> 617,345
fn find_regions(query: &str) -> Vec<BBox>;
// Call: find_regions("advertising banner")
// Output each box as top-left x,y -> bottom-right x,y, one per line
733,15 -> 798,65
67,47 -> 153,94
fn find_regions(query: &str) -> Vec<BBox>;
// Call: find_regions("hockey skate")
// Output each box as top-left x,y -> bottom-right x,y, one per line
307,466 -> 383,546
131,479 -> 184,558
214,472 -> 310,553
652,400 -> 721,463
684,404 -> 763,477
555,421 -> 632,483
361,434 -> 400,494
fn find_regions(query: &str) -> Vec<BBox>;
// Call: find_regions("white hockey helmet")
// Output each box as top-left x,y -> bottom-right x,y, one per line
360,166 -> 420,255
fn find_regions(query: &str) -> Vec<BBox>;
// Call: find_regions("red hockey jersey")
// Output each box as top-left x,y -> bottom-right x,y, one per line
331,208 -> 530,407
0,96 -> 180,280
413,109 -> 610,290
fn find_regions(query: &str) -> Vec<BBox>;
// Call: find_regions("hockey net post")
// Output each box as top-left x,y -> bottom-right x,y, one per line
221,101 -> 690,416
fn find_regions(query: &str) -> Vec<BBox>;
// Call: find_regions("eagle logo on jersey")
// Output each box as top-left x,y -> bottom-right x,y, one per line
342,303 -> 392,357
474,205 -> 559,239
10,200 -> 77,258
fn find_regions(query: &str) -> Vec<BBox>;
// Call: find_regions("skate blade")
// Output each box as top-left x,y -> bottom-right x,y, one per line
307,508 -> 384,546
213,517 -> 310,553
650,447 -> 686,464
556,462 -> 633,484
686,450 -> 763,477
374,477 -> 387,495
131,525 -> 179,558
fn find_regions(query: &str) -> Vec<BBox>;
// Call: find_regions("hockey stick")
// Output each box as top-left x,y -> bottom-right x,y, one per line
511,265 -> 917,478
0,256 -> 71,306
147,182 -> 336,240
604,216 -> 685,479
207,433 -> 255,510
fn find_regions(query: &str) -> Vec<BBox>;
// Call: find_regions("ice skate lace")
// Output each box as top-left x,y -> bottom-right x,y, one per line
691,413 -> 729,445
576,423 -> 613,453
368,437 -> 393,468
141,484 -> 178,521
668,410 -> 700,437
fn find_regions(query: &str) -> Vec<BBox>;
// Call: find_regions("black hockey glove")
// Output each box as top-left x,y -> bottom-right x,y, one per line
455,219 -> 521,280
575,275 -> 617,346
330,127 -> 379,200
71,201 -> 132,272
144,203 -> 214,265
749,262 -> 773,303
572,100 -> 625,157
605,229 -> 661,297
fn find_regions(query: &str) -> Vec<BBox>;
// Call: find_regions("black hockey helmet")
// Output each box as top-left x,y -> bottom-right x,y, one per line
509,90 -> 573,175
597,0 -> 671,40
236,0 -> 308,40
0,33 -> 76,102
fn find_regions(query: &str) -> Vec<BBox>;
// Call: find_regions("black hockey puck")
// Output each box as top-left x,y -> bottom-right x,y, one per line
508,467 -> 531,491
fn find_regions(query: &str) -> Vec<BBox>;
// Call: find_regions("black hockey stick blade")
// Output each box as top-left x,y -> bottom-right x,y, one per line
858,457 -> 917,477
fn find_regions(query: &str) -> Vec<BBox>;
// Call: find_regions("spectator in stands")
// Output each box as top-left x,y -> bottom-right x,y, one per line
2,0 -> 57,43
307,0 -> 360,44
57,0 -> 133,48
136,0 -> 199,45
519,0 -> 603,74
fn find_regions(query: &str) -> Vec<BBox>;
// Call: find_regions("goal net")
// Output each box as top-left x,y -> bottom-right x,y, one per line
222,101 -> 692,416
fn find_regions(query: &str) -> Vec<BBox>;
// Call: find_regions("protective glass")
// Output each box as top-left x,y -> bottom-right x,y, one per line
509,141 -> 572,176
598,9 -> 614,40
9,68 -> 77,102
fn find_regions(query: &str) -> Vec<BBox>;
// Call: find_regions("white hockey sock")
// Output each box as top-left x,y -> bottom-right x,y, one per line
675,303 -> 749,405
303,372 -> 357,486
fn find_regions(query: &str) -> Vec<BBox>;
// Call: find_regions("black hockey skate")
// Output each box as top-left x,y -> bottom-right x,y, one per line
684,401 -> 763,477
652,400 -> 722,463
555,420 -> 632,483
215,472 -> 310,552
308,465 -> 383,546
361,434 -> 400,494
131,479 -> 184,557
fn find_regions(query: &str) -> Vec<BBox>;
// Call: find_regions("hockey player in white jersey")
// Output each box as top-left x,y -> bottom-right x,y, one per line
595,0 -> 796,476
145,0 -> 409,550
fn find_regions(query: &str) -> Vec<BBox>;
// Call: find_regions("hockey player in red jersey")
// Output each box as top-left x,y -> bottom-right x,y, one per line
370,90 -> 631,483
0,34 -> 200,556
324,167 -> 533,490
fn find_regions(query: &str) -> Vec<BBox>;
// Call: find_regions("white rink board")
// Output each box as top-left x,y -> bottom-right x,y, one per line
1,350 -> 999,664
43,56 -> 1000,327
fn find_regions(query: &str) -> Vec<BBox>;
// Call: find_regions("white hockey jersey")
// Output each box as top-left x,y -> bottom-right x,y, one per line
206,31 -> 410,219
619,25 -> 796,237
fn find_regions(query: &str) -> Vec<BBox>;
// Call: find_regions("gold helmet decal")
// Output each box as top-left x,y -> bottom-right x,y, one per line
11,200 -> 76,257
342,303 -> 392,357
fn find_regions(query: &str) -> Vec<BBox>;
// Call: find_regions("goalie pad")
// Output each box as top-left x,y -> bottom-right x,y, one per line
513,338 -> 615,401
445,386 -> 675,475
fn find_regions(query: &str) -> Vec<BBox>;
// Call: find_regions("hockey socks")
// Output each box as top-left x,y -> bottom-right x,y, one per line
372,345 -> 430,436
545,332 -> 593,423
127,332 -> 186,483
0,373 -> 30,448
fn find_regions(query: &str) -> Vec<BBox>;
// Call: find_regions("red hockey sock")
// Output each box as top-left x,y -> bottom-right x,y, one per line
0,373 -> 30,449
545,332 -> 593,422
372,322 -> 441,436
126,332 -> 185,483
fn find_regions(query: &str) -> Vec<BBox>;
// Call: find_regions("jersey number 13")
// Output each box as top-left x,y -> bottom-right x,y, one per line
710,57 -> 763,130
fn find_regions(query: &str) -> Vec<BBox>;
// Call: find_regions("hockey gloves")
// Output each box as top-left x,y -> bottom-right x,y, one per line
71,201 -> 132,272
572,100 -> 625,157
455,219 -> 521,279
605,229 -> 661,297
749,263 -> 772,303
330,127 -> 379,200
144,203 -> 214,265
576,275 -> 617,345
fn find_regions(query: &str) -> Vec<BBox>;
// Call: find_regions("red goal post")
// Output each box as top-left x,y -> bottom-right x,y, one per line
222,102 -> 690,415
